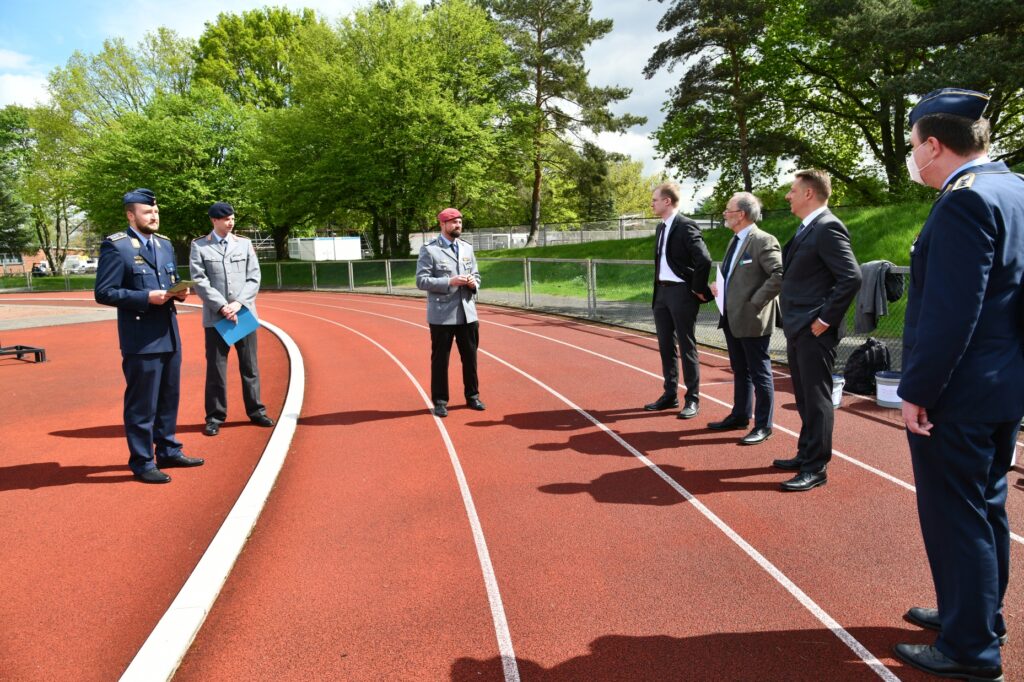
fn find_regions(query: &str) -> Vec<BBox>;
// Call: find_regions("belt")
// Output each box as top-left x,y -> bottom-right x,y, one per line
656,281 -> 684,287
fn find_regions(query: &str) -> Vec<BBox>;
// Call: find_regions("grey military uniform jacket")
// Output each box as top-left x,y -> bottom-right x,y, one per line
189,232 -> 261,328
416,237 -> 481,325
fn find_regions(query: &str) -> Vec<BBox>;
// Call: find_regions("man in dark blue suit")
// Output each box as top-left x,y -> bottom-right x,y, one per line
773,170 -> 861,491
894,89 -> 1024,682
94,189 -> 204,483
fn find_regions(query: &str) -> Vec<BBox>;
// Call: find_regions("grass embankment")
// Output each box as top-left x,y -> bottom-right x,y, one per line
470,202 -> 930,310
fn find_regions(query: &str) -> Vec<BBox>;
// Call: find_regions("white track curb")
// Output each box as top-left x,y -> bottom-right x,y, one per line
120,316 -> 304,681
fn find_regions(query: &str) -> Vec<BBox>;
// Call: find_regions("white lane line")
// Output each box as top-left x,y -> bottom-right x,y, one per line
286,298 -> 898,681
269,294 -> 1024,543
266,306 -> 520,682
121,316 -> 305,681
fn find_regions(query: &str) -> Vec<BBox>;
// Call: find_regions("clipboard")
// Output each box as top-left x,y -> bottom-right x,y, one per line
214,305 -> 258,345
167,279 -> 196,294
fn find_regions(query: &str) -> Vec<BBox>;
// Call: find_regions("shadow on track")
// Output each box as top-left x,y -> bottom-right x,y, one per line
50,422 -> 251,438
450,627 -> 931,681
297,409 -> 431,425
0,462 -> 133,491
539,465 -> 783,504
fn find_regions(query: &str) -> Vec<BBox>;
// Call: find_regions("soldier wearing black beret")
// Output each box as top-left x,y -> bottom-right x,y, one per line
894,89 -> 1024,681
94,189 -> 205,483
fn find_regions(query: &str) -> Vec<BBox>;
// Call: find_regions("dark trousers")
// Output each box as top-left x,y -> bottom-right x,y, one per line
785,325 -> 838,472
653,285 -> 700,403
122,350 -> 183,473
909,419 -> 1018,668
430,321 -> 479,404
204,326 -> 265,424
722,316 -> 774,428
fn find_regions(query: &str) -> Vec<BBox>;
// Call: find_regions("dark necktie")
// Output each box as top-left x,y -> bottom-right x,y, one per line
722,235 -> 740,284
146,239 -> 156,269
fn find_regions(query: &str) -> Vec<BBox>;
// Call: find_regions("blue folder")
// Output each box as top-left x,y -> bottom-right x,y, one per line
214,305 -> 259,345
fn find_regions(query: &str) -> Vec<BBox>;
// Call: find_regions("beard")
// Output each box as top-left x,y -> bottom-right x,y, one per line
447,227 -> 462,239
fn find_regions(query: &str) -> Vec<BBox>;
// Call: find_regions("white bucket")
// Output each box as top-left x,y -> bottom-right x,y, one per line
875,371 -> 902,408
831,374 -> 845,408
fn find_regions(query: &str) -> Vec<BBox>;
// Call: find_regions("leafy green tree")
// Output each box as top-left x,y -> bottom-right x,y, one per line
76,84 -> 256,250
646,0 -> 780,194
606,157 -> 666,218
481,0 -> 645,244
269,0 -> 513,257
193,7 -> 322,110
0,106 -> 34,258
48,31 -> 196,130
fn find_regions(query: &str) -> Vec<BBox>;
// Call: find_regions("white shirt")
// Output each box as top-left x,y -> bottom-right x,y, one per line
722,224 -> 755,311
799,206 -> 829,233
657,211 -> 684,283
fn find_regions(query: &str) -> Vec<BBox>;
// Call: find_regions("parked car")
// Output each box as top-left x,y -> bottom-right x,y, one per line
81,258 -> 98,274
31,262 -> 50,277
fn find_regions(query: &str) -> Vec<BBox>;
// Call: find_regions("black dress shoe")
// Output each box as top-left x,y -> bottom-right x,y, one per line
157,454 -> 205,468
204,422 -> 220,436
250,414 -> 275,427
134,469 -> 171,484
677,401 -> 699,420
644,395 -> 679,411
433,402 -> 448,418
707,415 -> 749,431
740,426 -> 772,445
772,456 -> 802,470
780,469 -> 827,492
905,607 -> 1008,646
467,397 -> 486,411
893,643 -> 1003,681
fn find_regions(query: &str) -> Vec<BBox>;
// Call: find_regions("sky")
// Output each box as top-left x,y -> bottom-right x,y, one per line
0,0 -> 710,207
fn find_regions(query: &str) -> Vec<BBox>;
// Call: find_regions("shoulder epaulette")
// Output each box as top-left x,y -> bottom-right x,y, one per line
951,173 -> 976,191
106,231 -> 127,242
154,233 -> 170,241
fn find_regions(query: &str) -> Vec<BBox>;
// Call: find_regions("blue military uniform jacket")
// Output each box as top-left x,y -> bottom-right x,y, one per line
94,229 -> 183,355
899,161 -> 1024,422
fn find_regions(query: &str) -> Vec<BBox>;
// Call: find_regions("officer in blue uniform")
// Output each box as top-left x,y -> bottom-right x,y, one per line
94,189 -> 205,483
894,89 -> 1024,681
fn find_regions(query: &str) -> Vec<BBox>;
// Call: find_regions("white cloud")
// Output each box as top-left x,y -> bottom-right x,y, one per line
0,48 -> 34,71
0,73 -> 49,106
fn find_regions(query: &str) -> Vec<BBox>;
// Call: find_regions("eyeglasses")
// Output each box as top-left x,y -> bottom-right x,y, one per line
723,209 -> 743,214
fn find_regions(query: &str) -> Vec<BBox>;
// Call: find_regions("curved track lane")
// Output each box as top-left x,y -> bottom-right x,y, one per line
171,291 -> 1024,681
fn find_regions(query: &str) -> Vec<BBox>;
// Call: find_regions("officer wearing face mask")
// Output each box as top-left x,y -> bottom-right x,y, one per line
893,88 -> 1024,682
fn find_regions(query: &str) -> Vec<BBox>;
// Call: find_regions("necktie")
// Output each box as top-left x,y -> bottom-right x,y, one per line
145,239 -> 156,268
722,235 -> 740,284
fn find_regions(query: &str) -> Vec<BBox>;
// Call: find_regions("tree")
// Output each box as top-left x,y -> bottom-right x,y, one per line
193,7 -> 322,110
0,106 -> 34,258
646,0 -> 779,193
482,0 -> 645,245
269,0 -> 513,257
606,157 -> 666,218
76,84 -> 256,251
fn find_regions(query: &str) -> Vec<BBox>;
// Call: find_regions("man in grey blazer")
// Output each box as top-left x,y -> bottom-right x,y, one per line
189,202 -> 274,436
774,171 -> 861,491
708,192 -> 783,445
416,207 -> 484,418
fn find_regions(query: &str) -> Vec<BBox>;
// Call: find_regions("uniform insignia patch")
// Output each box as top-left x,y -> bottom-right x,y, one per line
107,232 -> 127,242
952,173 -> 976,191
130,238 -> 141,249
154,233 -> 170,241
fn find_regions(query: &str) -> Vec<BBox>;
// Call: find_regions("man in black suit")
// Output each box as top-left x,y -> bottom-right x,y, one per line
644,181 -> 713,419
893,88 -> 1024,682
773,170 -> 861,492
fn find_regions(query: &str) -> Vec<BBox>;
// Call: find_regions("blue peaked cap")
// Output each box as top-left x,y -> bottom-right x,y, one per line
909,88 -> 990,127
123,188 -> 156,205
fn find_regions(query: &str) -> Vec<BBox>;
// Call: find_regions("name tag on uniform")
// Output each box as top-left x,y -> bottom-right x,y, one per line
134,256 -> 145,263
462,257 -> 472,267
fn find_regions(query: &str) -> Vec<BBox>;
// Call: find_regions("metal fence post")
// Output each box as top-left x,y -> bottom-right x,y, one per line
347,261 -> 354,291
64,273 -> 71,292
586,259 -> 596,318
619,218 -> 625,240
522,258 -> 529,307
385,259 -> 393,294
27,271 -> 33,291
525,258 -> 533,307
275,263 -> 282,289
311,262 -> 318,291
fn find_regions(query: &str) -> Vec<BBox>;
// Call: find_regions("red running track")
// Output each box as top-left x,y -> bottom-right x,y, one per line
171,291 -> 1022,681
0,297 -> 286,681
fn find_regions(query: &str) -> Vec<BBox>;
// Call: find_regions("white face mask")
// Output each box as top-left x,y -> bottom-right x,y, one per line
906,141 -> 935,185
